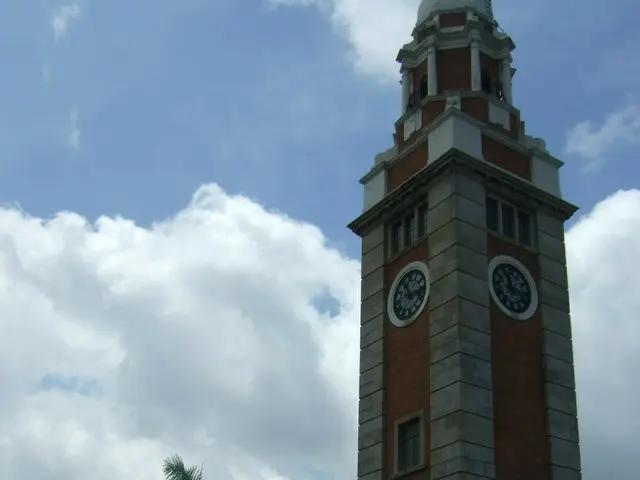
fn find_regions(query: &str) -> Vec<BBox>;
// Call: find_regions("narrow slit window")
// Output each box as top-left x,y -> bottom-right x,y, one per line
481,71 -> 492,94
420,76 -> 429,98
404,215 -> 415,247
390,221 -> 402,255
495,80 -> 504,99
397,417 -> 421,472
486,197 -> 499,232
501,203 -> 515,238
417,205 -> 428,238
518,211 -> 532,246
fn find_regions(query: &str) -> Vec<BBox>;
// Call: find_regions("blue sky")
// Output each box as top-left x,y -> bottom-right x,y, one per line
0,0 -> 639,479
1,0 -> 639,242
0,0 -> 389,248
1,0 -> 638,244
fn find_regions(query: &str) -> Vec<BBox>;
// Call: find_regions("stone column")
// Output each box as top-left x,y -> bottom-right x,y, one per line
427,46 -> 438,96
470,40 -> 481,91
402,68 -> 412,113
536,211 -> 583,480
501,58 -> 513,104
357,224 -> 386,479
427,172 -> 496,480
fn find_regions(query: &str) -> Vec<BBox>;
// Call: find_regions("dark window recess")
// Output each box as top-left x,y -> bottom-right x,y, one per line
388,204 -> 428,257
487,196 -> 534,246
417,205 -> 428,237
486,197 -> 499,231
420,76 -> 429,98
501,203 -> 516,239
518,211 -> 532,246
404,214 -> 415,247
391,221 -> 402,255
481,71 -> 492,94
407,93 -> 418,110
493,79 -> 504,99
481,71 -> 504,98
397,417 -> 421,472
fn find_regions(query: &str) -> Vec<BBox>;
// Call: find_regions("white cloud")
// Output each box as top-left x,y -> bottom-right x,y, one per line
44,3 -> 81,83
265,0 -> 546,82
0,183 -> 638,479
69,108 -> 80,150
52,4 -> 81,42
268,0 -> 417,81
0,184 -> 359,480
565,103 -> 640,170
567,189 -> 640,478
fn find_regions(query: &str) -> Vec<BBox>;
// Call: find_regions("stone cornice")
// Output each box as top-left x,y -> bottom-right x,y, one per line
388,91 -> 564,169
524,138 -> 563,167
359,131 -> 428,185
476,30 -> 515,57
398,19 -> 515,68
348,150 -> 578,236
392,90 -> 521,130
415,6 -> 489,30
387,96 -> 524,157
384,95 -> 565,173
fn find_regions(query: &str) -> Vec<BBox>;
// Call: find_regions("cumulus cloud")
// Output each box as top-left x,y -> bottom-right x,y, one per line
268,0 -> 417,81
266,0 -> 547,81
565,103 -> 640,170
52,4 -> 81,42
0,183 -> 638,479
0,184 -> 360,480
567,189 -> 640,479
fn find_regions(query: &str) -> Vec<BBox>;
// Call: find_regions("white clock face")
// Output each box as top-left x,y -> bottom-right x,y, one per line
488,255 -> 539,320
387,261 -> 430,328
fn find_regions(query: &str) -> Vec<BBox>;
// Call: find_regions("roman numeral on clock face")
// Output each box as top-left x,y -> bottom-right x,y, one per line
387,262 -> 431,327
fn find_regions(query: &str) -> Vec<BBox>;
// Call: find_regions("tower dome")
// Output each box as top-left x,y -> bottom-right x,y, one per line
417,0 -> 489,24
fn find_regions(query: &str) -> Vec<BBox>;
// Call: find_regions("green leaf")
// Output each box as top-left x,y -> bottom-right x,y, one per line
162,454 -> 204,480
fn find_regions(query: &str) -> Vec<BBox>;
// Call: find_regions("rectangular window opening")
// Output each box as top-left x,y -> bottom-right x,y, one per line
397,417 -> 421,472
487,196 -> 535,247
404,215 -> 415,247
481,71 -> 492,94
486,197 -> 499,232
501,203 -> 515,239
390,221 -> 402,255
518,210 -> 532,246
420,76 -> 429,98
417,205 -> 428,238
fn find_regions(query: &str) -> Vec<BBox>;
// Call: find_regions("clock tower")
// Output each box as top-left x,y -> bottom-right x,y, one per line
348,1 -> 583,479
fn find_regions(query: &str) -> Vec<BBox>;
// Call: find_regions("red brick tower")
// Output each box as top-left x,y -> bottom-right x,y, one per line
348,1 -> 583,479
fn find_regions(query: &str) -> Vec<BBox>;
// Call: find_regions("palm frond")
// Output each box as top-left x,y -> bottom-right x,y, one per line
162,454 -> 204,480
